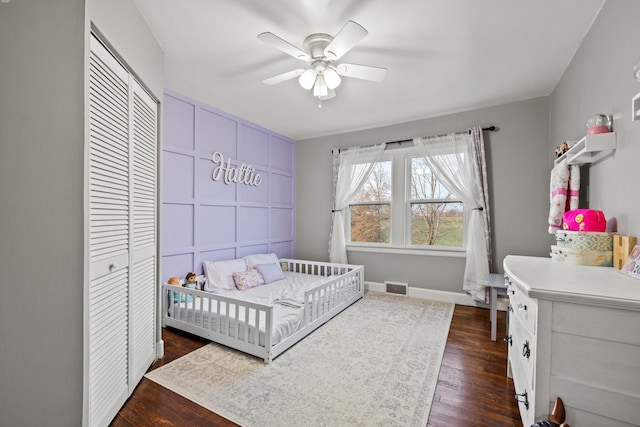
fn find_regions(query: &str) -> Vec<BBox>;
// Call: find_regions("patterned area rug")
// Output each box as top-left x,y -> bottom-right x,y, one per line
146,291 -> 454,427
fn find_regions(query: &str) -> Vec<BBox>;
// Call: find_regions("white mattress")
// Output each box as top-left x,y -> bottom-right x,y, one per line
169,271 -> 330,345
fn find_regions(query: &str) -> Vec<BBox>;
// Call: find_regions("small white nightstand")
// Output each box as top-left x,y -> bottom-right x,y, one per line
489,273 -> 507,341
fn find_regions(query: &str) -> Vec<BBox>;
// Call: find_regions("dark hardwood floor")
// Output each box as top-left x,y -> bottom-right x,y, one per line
111,305 -> 522,427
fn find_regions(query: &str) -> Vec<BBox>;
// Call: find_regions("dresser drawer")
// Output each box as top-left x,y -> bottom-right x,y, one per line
508,313 -> 536,390
506,275 -> 537,336
509,345 -> 535,427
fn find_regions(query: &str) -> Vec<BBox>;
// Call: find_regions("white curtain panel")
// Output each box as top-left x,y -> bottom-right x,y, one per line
329,143 -> 385,264
413,128 -> 490,302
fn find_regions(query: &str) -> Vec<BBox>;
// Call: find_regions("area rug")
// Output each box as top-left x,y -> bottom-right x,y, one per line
145,291 -> 454,427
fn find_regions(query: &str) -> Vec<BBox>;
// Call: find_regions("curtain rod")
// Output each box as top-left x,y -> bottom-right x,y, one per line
333,126 -> 496,153
384,125 -> 496,146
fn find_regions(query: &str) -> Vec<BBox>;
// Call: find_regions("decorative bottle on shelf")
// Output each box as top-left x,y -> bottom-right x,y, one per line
586,114 -> 612,135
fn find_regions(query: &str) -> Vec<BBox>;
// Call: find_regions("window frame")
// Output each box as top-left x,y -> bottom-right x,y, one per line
346,158 -> 393,247
346,145 -> 468,255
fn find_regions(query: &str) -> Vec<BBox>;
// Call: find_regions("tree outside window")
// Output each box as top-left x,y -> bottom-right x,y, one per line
410,157 -> 464,247
349,161 -> 391,244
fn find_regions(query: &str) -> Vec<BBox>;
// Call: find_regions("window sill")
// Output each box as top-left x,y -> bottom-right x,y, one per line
346,245 -> 466,258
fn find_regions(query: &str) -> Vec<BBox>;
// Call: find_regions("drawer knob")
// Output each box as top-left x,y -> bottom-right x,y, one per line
109,262 -> 117,272
522,341 -> 531,359
515,390 -> 530,410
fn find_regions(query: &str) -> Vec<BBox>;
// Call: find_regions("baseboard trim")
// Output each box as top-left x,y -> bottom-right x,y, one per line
365,281 -> 507,310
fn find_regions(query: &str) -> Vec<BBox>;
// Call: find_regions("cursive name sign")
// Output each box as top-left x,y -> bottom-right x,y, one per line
211,151 -> 262,187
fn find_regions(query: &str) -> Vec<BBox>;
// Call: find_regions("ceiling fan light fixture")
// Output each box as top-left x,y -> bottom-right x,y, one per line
313,74 -> 328,97
298,69 -> 317,90
323,67 -> 341,89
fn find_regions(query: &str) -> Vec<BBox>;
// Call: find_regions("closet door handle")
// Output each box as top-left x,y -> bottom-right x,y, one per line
109,262 -> 117,273
518,303 -> 528,312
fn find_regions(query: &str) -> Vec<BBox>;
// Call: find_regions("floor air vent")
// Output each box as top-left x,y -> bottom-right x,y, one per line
385,281 -> 408,296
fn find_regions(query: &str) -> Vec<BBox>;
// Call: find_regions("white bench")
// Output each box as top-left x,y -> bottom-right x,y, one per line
489,273 -> 507,341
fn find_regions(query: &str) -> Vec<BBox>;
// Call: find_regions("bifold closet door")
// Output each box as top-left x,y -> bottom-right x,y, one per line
87,34 -> 158,427
129,79 -> 158,390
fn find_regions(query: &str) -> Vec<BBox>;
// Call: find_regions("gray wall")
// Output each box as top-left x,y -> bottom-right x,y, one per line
0,1 -> 163,426
0,1 -> 85,425
550,0 -> 640,239
296,97 -> 551,294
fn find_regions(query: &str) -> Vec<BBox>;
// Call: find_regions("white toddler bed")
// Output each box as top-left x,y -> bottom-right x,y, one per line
162,259 -> 364,363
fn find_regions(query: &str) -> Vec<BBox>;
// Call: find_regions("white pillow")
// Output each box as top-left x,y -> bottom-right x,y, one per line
203,258 -> 247,292
244,253 -> 278,270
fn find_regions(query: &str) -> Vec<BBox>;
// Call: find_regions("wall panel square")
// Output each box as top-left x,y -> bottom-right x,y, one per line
162,253 -> 194,282
271,208 -> 293,240
200,205 -> 236,245
271,173 -> 293,205
162,204 -> 194,248
164,95 -> 195,150
199,108 -> 237,156
238,206 -> 268,241
163,152 -> 194,199
239,124 -> 269,167
271,136 -> 294,172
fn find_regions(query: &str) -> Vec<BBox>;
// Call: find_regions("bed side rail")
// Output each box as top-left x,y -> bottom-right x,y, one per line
302,264 -> 364,326
161,283 -> 273,359
279,258 -> 360,277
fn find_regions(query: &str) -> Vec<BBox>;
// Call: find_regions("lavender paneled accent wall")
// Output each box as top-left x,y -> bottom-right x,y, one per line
162,90 -> 296,282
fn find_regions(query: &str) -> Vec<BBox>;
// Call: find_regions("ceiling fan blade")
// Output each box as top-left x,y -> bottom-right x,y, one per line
336,63 -> 387,82
324,20 -> 368,60
257,32 -> 310,61
262,69 -> 305,85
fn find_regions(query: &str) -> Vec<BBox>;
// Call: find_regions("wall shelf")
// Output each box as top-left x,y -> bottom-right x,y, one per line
554,132 -> 616,166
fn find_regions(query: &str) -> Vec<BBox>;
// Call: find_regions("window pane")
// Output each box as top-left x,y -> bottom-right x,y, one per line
411,157 -> 453,200
411,202 -> 463,246
353,161 -> 392,202
350,204 -> 390,243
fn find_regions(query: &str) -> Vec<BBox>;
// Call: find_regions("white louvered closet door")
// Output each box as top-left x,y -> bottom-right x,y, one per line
87,34 -> 158,427
129,79 -> 158,390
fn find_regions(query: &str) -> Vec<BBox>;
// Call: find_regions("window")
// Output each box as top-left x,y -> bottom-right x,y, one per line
349,161 -> 392,244
409,157 -> 464,247
347,147 -> 466,250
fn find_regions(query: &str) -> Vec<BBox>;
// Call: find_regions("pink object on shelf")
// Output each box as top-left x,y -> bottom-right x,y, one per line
562,209 -> 606,232
587,125 -> 609,135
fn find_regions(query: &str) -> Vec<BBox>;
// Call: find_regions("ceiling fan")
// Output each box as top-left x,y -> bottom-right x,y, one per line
258,20 -> 387,105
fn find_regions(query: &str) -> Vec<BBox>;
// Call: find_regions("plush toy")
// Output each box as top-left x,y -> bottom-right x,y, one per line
531,397 -> 569,427
555,141 -> 570,157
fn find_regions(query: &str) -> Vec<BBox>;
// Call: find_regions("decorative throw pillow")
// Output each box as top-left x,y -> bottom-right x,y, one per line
255,262 -> 285,284
232,269 -> 265,290
244,252 -> 279,270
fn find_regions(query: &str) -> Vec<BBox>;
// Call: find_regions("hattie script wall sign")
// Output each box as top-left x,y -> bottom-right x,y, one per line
211,151 -> 262,186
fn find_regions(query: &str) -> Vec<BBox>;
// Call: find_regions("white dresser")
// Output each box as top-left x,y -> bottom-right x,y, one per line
503,255 -> 640,427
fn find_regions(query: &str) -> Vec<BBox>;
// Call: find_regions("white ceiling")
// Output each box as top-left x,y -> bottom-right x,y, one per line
133,0 -> 605,141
